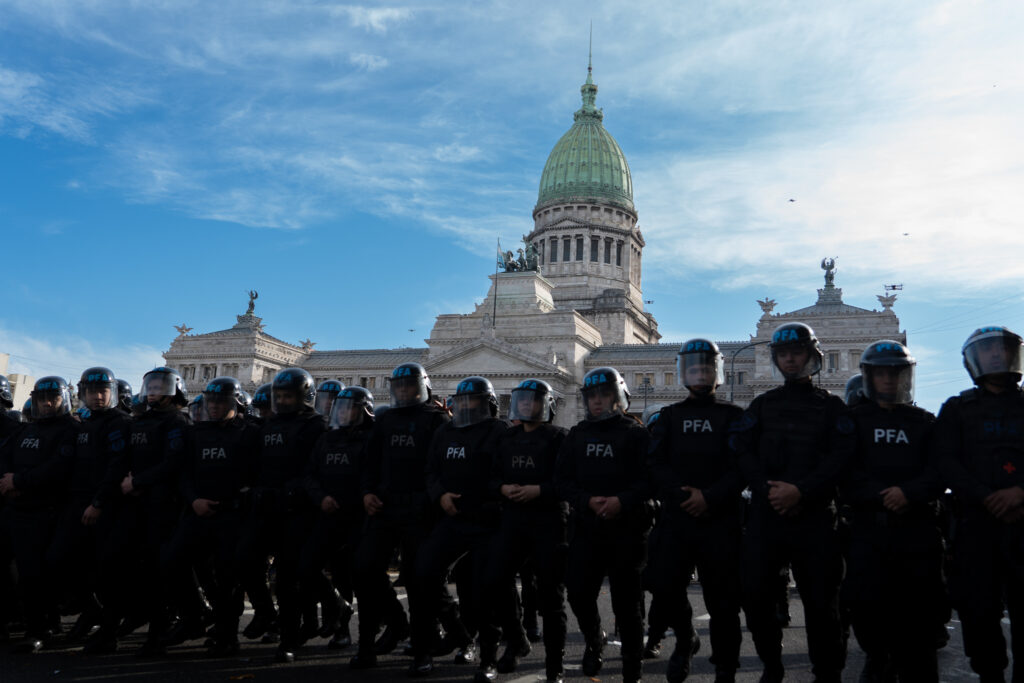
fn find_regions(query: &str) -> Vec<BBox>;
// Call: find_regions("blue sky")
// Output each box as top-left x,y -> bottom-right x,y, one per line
2,0 -> 1023,412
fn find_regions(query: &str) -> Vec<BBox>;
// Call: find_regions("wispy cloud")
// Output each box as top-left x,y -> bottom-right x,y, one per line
0,324 -> 166,390
349,53 -> 389,71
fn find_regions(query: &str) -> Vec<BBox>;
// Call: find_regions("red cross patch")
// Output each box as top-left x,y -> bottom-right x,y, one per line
1004,462 -> 1017,474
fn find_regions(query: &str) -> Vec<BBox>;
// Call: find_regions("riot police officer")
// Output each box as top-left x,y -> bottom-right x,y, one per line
314,379 -> 346,418
164,376 -> 260,657
352,362 -> 449,673
844,374 -> 865,407
99,366 -> 191,656
840,341 -> 946,682
300,386 -> 375,650
415,376 -> 507,680
0,376 -> 77,652
483,378 -> 568,682
730,322 -> 848,683
46,368 -> 130,648
117,379 -> 133,415
649,340 -> 744,683
936,326 -> 1024,683
236,367 -> 325,663
555,367 -> 651,683
0,375 -> 21,441
251,383 -> 273,421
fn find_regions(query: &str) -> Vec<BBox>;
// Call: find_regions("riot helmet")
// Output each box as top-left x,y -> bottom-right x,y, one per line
130,393 -> 146,417
31,376 -> 72,419
188,395 -> 204,422
315,379 -> 346,416
252,382 -> 273,418
239,390 -> 255,417
203,376 -> 244,421
22,398 -> 33,422
390,363 -> 432,408
7,410 -> 24,423
677,338 -> 725,396
117,379 -> 133,413
581,367 -> 630,421
0,374 -> 13,409
860,340 -> 916,405
844,373 -> 865,406
140,366 -> 188,407
451,376 -> 498,428
769,322 -> 823,380
78,367 -> 118,412
272,367 -> 316,414
642,404 -> 666,429
329,386 -> 375,429
962,326 -> 1024,386
508,378 -> 556,423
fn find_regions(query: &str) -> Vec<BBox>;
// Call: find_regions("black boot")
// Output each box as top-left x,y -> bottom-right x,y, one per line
496,635 -> 531,673
581,630 -> 605,677
666,634 -> 700,683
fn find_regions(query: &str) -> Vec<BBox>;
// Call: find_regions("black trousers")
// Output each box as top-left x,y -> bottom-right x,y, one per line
566,516 -> 648,681
650,513 -> 742,673
298,512 -> 360,610
46,497 -> 111,615
742,504 -> 845,679
164,509 -> 244,642
482,512 -> 567,673
0,505 -> 57,638
236,505 -> 310,649
413,515 -> 496,656
949,513 -> 1024,681
98,492 -> 185,639
353,504 -> 433,653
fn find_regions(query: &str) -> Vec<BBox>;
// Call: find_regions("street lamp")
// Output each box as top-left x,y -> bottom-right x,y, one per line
639,376 -> 653,413
728,340 -> 772,403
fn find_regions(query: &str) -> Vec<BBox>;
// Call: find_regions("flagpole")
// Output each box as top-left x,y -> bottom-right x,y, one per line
493,238 -> 500,328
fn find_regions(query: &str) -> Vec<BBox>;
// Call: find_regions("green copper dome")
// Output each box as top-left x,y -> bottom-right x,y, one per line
536,66 -> 634,213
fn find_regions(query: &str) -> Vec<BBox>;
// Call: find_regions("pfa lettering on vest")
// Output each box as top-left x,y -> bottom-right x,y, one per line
682,419 -> 712,433
445,446 -> 466,459
325,452 -> 350,465
20,437 -> 40,449
265,433 -> 284,446
391,434 -> 415,447
511,454 -> 535,469
586,443 -> 614,458
202,447 -> 227,460
873,428 -> 909,444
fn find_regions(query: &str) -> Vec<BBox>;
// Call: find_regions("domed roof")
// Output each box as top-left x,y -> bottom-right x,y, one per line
536,65 -> 634,214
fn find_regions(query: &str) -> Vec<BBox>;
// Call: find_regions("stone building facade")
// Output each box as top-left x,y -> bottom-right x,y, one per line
163,66 -> 905,428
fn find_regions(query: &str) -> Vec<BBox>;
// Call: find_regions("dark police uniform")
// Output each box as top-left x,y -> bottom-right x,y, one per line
46,407 -> 129,637
731,381 -> 849,682
415,416 -> 507,667
236,406 -> 324,656
353,401 -> 449,659
299,420 -> 373,642
936,386 -> 1024,682
648,393 -> 744,679
555,413 -> 651,683
164,414 -> 260,651
840,400 -> 945,680
0,412 -> 75,646
484,422 -> 568,679
99,406 -> 190,650
0,410 -> 25,636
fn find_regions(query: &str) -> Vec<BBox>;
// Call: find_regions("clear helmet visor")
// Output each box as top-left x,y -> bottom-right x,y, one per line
79,383 -> 117,411
202,393 -> 237,421
390,376 -> 427,408
452,394 -> 492,428
329,397 -> 366,429
30,389 -> 69,419
582,384 -> 625,421
272,388 -> 302,414
771,343 -> 822,380
862,364 -> 916,405
314,391 -> 337,416
141,373 -> 178,400
508,388 -> 547,423
964,335 -> 1024,383
676,352 -> 725,392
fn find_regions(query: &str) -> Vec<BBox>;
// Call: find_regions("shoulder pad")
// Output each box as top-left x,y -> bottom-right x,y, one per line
733,411 -> 757,432
959,388 -> 978,402
835,414 -> 856,435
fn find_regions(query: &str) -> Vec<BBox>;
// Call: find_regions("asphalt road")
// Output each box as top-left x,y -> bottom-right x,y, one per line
0,583 -> 1004,682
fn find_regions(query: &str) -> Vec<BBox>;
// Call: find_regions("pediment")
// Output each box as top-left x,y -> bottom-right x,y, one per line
427,338 -> 563,378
